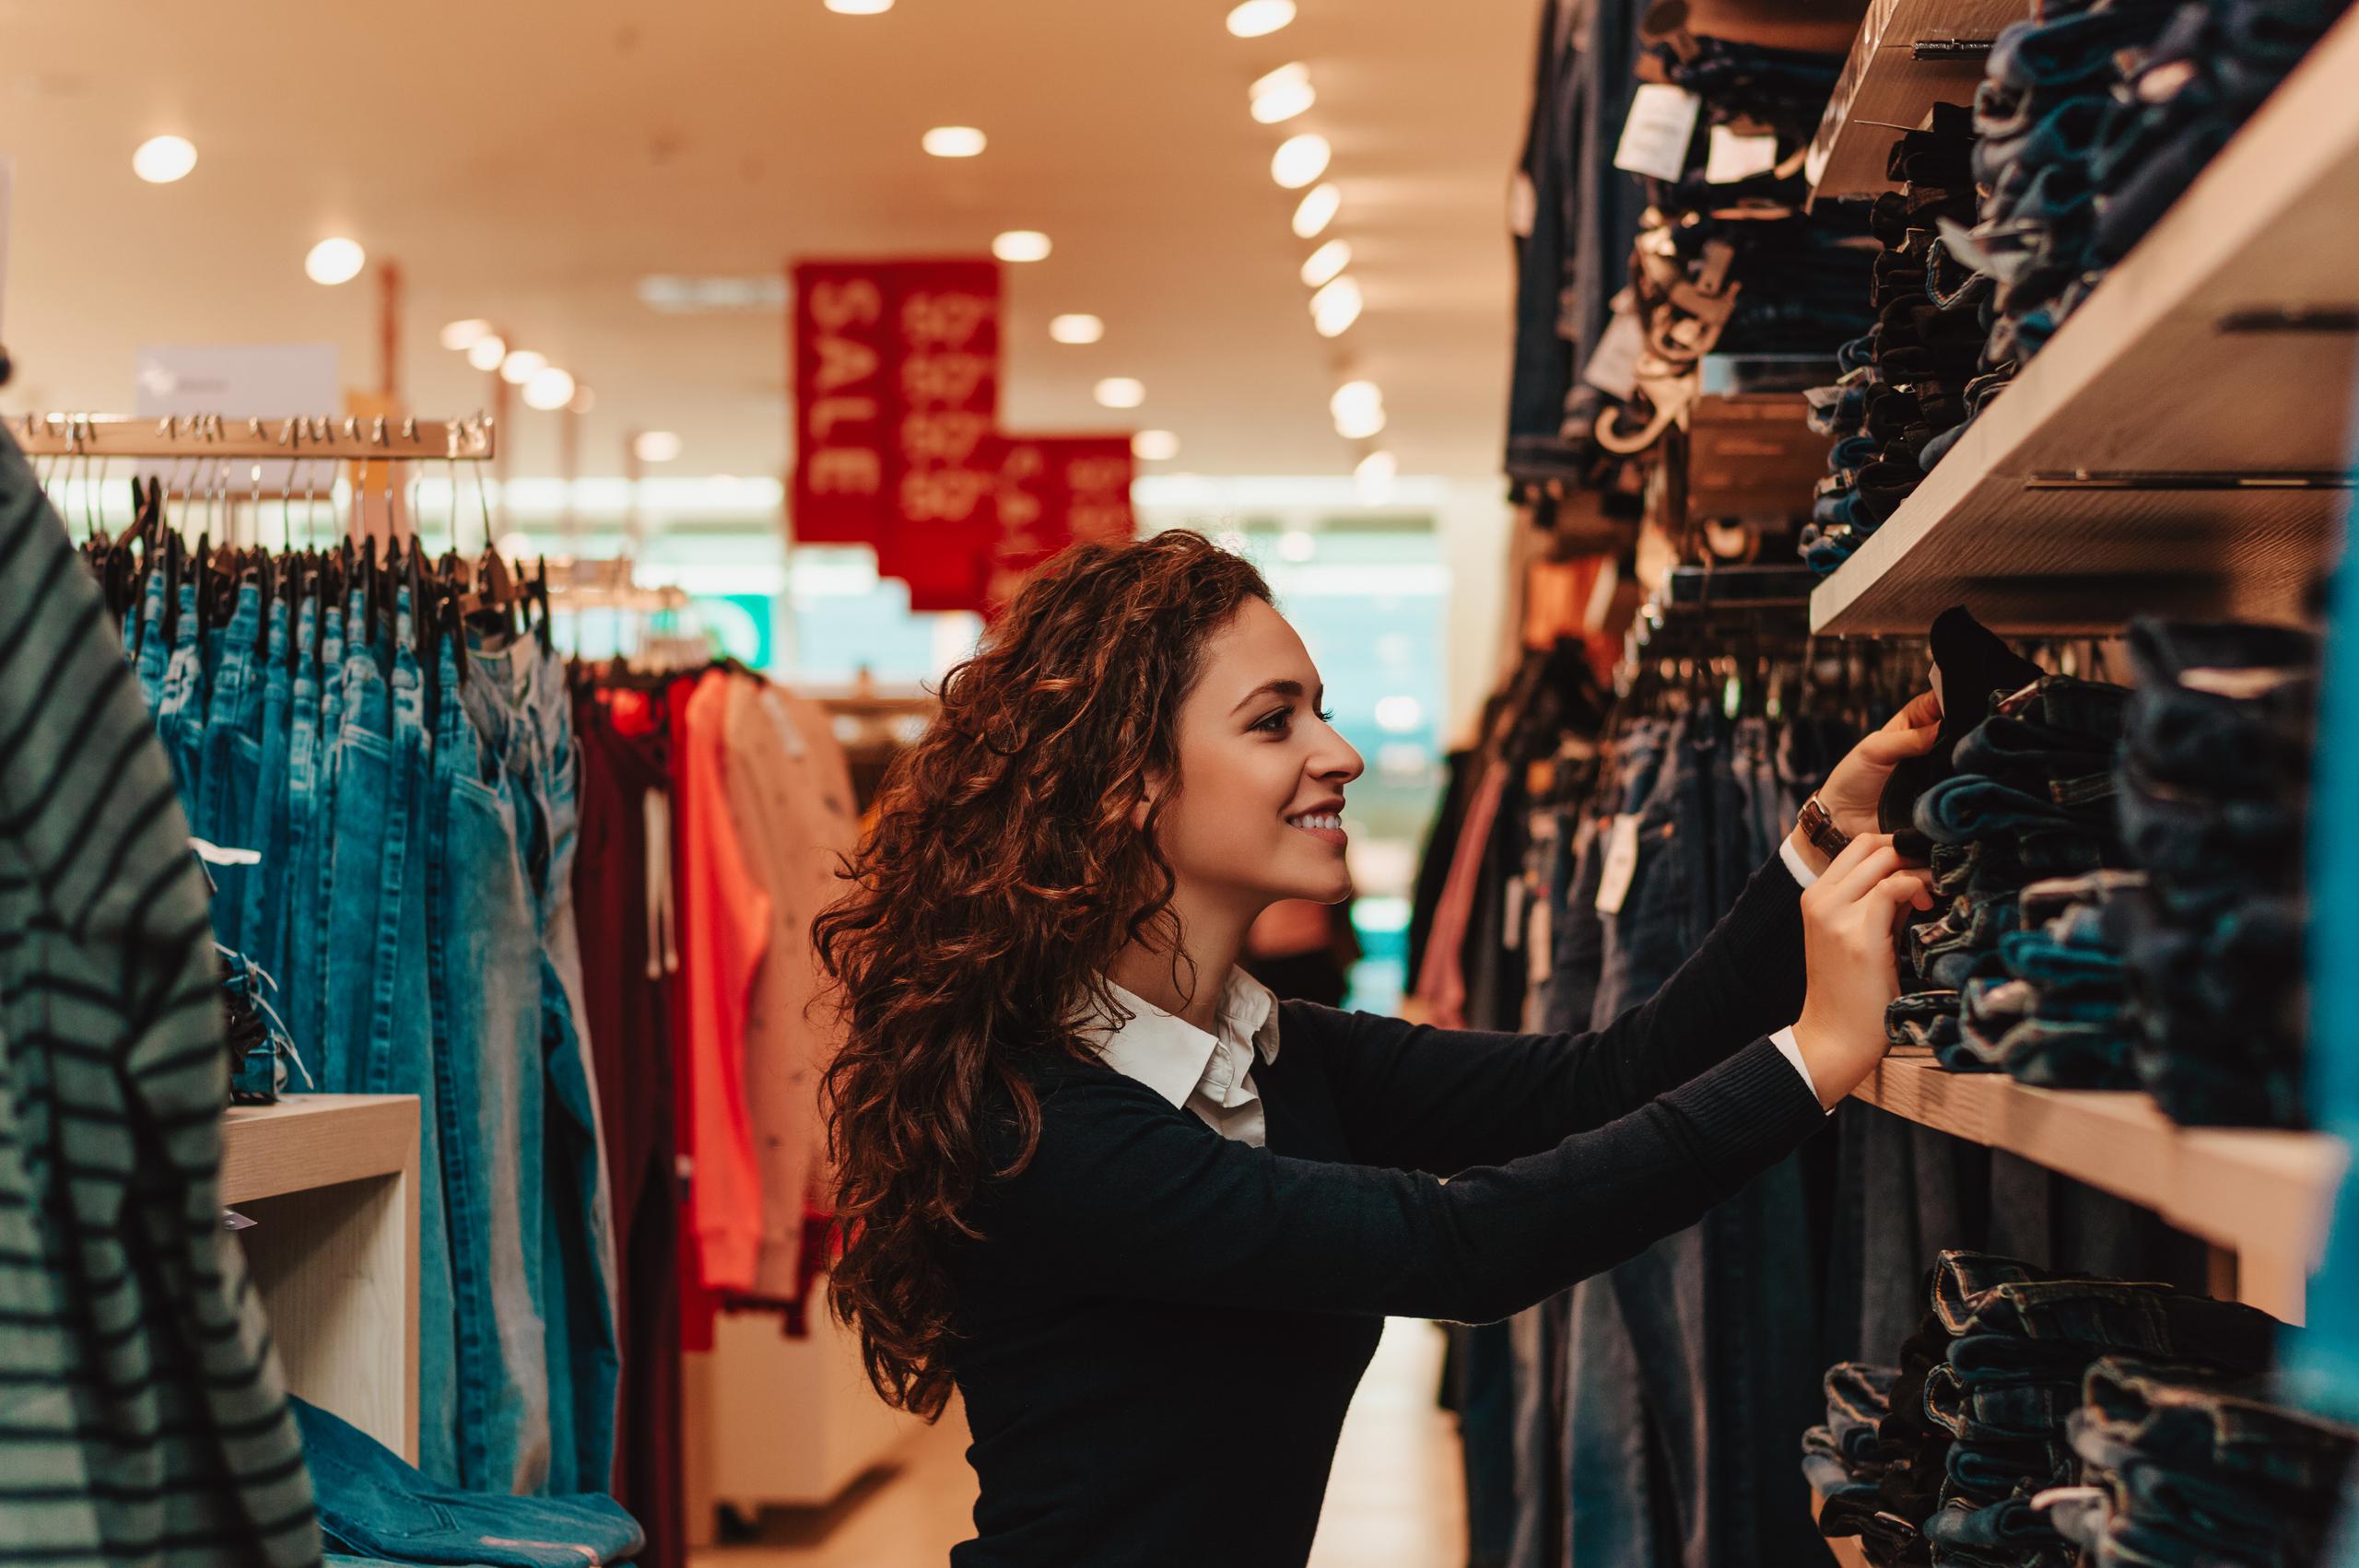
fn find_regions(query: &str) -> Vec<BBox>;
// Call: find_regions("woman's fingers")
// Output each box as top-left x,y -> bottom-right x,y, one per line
1885,689 -> 1943,731
1851,720 -> 1942,767
1818,831 -> 1895,890
1866,867 -> 1937,919
1829,842 -> 1909,903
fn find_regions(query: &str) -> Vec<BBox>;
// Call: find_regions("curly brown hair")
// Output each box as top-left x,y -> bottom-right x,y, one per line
813,530 -> 1273,1419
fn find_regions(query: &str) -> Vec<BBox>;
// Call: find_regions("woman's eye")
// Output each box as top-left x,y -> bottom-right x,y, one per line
1316,708 -> 1335,724
1253,708 -> 1292,735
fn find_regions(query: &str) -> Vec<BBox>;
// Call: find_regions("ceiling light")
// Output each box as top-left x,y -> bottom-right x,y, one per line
568,386 -> 598,415
500,349 -> 546,386
132,135 -> 196,184
1292,182 -> 1342,239
922,125 -> 987,158
1355,449 -> 1398,488
304,237 -> 366,287
992,229 -> 1052,263
825,0 -> 893,11
1310,275 -> 1364,337
523,367 -> 578,411
1331,380 -> 1386,440
634,430 -> 684,464
1271,134 -> 1332,190
1133,430 -> 1180,462
1277,529 -> 1317,563
1050,313 -> 1105,345
440,318 -> 493,351
1226,0 -> 1297,38
1250,63 -> 1316,124
1374,695 -> 1424,732
1300,239 -> 1351,287
1094,378 -> 1146,410
465,333 -> 508,372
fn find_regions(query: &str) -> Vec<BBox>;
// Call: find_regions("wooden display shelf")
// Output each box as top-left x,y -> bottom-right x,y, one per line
1850,1053 -> 2348,1321
1810,5 -> 2359,635
1810,1484 -> 1877,1568
222,1094 -> 420,1463
1804,0 -> 2026,202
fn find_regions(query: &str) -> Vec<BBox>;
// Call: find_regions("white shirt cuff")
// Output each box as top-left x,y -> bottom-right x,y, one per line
1771,1025 -> 1837,1115
1778,829 -> 1820,889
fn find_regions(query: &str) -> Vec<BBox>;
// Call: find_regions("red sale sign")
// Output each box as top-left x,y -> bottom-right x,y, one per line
982,435 -> 1137,615
790,259 -> 1003,580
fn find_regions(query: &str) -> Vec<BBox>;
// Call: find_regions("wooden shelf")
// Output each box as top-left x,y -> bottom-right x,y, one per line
1804,0 -> 2026,202
1809,1482 -> 1877,1568
1850,1053 -> 2348,1320
221,1094 -> 419,1205
1810,5 -> 2359,635
221,1094 -> 419,1464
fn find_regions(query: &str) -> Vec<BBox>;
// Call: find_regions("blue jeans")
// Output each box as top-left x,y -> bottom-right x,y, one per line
293,1397 -> 640,1566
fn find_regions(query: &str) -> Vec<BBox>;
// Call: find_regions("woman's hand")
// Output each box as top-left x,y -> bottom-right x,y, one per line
1815,689 -> 1943,840
1789,834 -> 1935,1109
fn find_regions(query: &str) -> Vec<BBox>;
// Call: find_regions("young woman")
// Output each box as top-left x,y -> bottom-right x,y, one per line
816,531 -> 1938,1567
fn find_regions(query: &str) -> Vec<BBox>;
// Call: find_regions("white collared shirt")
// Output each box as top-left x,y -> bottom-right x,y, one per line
1084,970 -> 1283,1147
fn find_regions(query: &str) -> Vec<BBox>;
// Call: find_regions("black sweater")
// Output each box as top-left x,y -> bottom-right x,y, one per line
945,852 -> 1825,1567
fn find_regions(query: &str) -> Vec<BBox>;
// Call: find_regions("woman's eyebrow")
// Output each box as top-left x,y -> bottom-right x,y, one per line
1229,678 -> 1305,716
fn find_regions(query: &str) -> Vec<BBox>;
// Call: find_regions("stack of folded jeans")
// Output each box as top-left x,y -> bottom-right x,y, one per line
294,1398 -> 643,1567
2042,1357 -> 2359,1566
2115,619 -> 2320,1128
1963,0 -> 2349,374
1890,677 -> 2131,1072
1806,1363 -> 1921,1562
1814,1252 -> 2283,1568
1955,869 -> 2145,1088
1801,106 -> 1991,578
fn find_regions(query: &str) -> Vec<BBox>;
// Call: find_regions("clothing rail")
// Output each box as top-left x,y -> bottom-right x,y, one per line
9,412 -> 497,462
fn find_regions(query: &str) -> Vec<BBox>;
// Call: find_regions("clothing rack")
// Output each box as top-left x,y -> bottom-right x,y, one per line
11,411 -> 497,462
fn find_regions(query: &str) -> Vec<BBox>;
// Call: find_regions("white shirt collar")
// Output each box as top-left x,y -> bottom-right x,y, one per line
1083,969 -> 1281,1114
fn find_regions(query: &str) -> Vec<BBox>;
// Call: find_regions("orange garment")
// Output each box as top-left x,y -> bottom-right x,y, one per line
677,670 -> 772,1294
718,677 -> 862,1298
1410,759 -> 1508,1029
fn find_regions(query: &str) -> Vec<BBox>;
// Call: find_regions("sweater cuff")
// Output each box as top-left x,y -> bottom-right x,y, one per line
1770,1026 -> 1837,1115
1664,1036 -> 1830,1189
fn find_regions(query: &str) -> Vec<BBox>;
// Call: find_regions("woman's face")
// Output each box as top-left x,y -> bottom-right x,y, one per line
1152,597 -> 1366,911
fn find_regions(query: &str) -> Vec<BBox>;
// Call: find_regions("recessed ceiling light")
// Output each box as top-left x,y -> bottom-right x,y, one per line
1331,380 -> 1385,439
1094,378 -> 1146,410
523,367 -> 578,411
825,0 -> 893,11
1133,430 -> 1180,462
634,430 -> 684,463
465,333 -> 509,372
1226,0 -> 1297,38
500,349 -> 546,386
1310,275 -> 1364,337
1292,182 -> 1341,239
132,135 -> 196,184
1271,134 -> 1331,190
440,318 -> 494,351
992,230 -> 1052,263
304,237 -> 366,287
922,125 -> 987,158
1300,239 -> 1352,287
1249,63 -> 1316,124
1050,313 -> 1105,345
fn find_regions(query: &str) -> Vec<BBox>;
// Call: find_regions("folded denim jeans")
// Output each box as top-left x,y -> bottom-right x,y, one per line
2077,1357 -> 2359,1496
1931,1254 -> 2279,1373
1922,1488 -> 2071,1566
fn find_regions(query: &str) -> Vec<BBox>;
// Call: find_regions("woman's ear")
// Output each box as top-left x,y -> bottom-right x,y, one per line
1130,772 -> 1165,832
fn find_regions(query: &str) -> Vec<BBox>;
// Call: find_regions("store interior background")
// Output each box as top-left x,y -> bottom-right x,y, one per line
1,0 -> 1544,1012
0,2 -> 1547,1559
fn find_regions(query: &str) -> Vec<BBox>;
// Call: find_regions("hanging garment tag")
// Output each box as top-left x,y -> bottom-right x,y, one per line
1594,814 -> 1643,915
1705,124 -> 1779,184
1582,294 -> 1645,400
222,1209 -> 257,1233
191,837 -> 262,867
1614,84 -> 1703,182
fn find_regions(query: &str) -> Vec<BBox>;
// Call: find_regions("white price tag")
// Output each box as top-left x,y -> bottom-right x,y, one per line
1594,814 -> 1643,915
1614,84 -> 1703,183
1581,296 -> 1645,401
1705,125 -> 1778,184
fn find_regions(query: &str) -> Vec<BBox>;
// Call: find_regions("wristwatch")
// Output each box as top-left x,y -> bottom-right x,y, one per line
1797,795 -> 1850,861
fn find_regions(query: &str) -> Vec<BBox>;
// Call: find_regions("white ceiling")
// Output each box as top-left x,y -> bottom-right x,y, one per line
0,0 -> 1539,485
